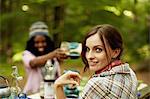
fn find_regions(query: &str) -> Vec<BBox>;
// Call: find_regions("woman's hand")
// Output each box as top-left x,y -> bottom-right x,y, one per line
54,71 -> 81,99
52,48 -> 68,60
54,71 -> 81,88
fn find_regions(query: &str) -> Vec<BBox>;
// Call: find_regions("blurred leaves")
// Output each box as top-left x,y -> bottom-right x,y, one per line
138,45 -> 150,58
0,0 -> 150,70
12,51 -> 23,62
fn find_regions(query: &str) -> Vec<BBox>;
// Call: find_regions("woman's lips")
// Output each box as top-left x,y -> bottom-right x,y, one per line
88,62 -> 98,66
38,48 -> 44,52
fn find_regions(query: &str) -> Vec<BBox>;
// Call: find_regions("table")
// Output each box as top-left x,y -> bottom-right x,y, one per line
28,93 -> 41,99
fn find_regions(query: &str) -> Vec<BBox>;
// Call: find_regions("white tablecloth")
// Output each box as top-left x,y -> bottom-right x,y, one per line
28,93 -> 41,99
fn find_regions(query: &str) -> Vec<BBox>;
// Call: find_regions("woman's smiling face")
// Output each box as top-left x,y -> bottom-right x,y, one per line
85,33 -> 113,72
34,35 -> 47,53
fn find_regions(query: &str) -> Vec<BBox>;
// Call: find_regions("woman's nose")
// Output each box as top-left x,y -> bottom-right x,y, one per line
38,42 -> 44,47
86,51 -> 95,60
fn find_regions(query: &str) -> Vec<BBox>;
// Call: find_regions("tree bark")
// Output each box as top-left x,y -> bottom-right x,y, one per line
53,4 -> 65,48
0,0 -> 13,63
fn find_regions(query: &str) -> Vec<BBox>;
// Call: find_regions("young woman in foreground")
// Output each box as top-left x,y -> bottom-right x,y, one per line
54,24 -> 137,99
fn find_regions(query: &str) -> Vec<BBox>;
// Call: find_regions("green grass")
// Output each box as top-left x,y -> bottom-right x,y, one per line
0,62 -> 25,77
61,58 -> 84,71
0,57 -> 89,88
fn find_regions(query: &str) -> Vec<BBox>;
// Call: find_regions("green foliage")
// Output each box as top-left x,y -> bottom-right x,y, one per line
138,45 -> 150,58
0,0 -> 149,70
12,51 -> 23,62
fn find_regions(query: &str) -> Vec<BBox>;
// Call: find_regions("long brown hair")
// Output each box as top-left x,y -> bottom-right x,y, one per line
81,24 -> 123,72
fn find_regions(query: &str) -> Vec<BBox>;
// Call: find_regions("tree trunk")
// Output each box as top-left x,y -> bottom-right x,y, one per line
0,0 -> 13,63
42,3 -> 47,22
53,4 -> 65,48
147,15 -> 150,44
133,0 -> 138,23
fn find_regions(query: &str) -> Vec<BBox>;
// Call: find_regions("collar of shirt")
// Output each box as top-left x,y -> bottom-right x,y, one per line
93,63 -> 131,77
95,60 -> 122,74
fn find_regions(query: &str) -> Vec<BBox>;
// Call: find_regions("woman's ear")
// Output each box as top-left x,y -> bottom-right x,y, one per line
112,48 -> 121,59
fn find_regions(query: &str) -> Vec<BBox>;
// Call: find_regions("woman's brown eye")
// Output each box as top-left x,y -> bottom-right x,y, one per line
34,41 -> 39,44
95,48 -> 102,53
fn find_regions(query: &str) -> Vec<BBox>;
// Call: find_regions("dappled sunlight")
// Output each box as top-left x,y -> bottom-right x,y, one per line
104,6 -> 121,16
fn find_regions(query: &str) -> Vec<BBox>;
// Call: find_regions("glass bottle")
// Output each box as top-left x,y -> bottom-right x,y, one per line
10,66 -> 23,99
43,60 -> 56,99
